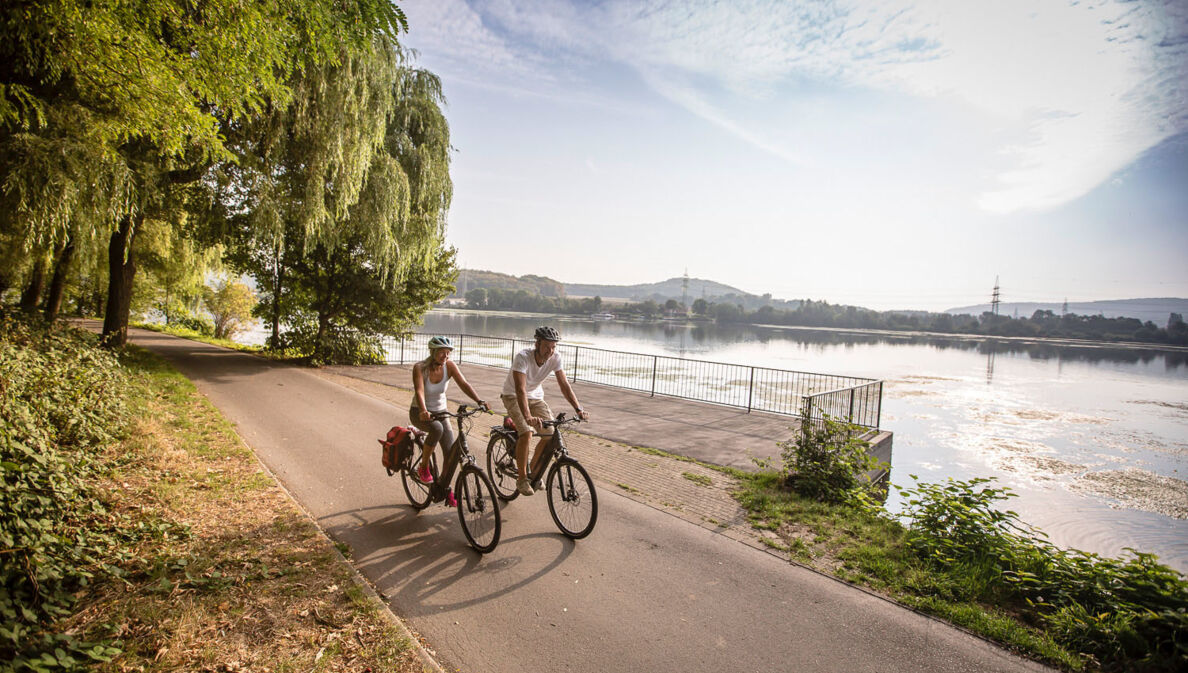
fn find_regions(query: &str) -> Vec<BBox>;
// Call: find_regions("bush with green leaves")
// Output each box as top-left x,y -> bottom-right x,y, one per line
900,476 -> 1188,671
779,411 -> 883,505
279,320 -> 386,366
172,314 -> 215,336
0,314 -> 130,668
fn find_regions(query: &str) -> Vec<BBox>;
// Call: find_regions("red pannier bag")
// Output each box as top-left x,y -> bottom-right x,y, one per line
379,426 -> 418,475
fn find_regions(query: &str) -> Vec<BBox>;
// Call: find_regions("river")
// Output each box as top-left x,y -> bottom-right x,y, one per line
245,309 -> 1188,572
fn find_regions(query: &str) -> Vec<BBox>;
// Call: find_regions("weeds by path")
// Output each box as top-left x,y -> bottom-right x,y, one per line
60,347 -> 429,672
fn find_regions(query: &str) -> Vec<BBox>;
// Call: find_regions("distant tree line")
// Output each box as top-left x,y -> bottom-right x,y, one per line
460,289 -> 1188,346
458,270 -> 565,297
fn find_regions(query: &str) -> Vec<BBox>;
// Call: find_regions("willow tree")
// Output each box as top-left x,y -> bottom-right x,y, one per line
0,0 -> 406,344
286,64 -> 457,363
222,42 -> 456,362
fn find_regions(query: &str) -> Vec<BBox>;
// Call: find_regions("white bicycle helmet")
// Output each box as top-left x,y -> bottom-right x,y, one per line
427,335 -> 454,350
534,326 -> 561,342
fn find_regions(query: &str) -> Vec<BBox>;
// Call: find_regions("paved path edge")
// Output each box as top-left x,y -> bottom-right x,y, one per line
223,403 -> 446,673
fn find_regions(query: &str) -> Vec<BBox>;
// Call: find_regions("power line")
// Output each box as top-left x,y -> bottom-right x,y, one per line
991,276 -> 1001,316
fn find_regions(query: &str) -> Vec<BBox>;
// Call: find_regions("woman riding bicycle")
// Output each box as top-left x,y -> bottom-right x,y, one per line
410,336 -> 487,502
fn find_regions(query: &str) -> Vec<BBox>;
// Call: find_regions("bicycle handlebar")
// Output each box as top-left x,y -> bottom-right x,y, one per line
430,403 -> 491,420
540,412 -> 584,429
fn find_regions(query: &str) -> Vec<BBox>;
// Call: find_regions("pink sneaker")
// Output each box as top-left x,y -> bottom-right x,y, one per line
417,465 -> 434,483
445,489 -> 458,508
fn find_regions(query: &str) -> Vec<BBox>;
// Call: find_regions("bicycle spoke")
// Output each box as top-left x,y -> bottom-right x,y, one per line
401,444 -> 437,510
486,434 -> 520,500
547,460 -> 597,539
457,466 -> 501,553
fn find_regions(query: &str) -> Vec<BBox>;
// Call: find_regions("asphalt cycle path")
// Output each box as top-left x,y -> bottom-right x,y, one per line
128,328 -> 1052,673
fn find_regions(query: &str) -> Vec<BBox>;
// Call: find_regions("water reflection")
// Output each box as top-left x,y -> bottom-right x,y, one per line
420,310 -> 1188,572
424,311 -> 1188,371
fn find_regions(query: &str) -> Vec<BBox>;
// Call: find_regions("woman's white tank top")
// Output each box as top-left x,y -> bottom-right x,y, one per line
421,364 -> 451,412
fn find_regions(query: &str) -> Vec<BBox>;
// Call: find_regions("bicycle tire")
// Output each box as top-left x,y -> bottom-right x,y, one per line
546,458 -> 598,539
486,433 -> 520,502
456,465 -> 502,553
401,440 -> 438,510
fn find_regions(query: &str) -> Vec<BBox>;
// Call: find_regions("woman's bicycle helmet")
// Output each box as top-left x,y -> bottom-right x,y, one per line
427,335 -> 454,350
534,326 -> 561,342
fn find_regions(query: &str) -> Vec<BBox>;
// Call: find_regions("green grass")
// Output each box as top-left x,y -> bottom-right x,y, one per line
133,321 -> 304,361
733,470 -> 1086,670
681,471 -> 713,486
13,337 -> 427,672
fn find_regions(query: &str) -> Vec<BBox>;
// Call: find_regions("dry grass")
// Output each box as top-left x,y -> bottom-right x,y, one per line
61,349 -> 431,673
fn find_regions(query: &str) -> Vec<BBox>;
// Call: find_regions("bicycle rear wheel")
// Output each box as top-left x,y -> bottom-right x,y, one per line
456,465 -> 502,553
546,459 -> 597,539
401,440 -> 438,510
486,433 -> 520,502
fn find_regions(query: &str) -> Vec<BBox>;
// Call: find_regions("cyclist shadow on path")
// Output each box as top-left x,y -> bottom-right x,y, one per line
320,503 -> 578,617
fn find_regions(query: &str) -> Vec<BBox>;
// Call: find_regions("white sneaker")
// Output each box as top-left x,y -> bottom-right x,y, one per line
517,478 -> 535,496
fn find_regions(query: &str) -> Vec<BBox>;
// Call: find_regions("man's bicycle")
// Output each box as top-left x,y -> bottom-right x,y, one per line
486,413 -> 598,539
401,404 -> 502,553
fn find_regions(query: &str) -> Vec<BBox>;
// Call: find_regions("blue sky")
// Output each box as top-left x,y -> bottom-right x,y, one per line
400,0 -> 1188,311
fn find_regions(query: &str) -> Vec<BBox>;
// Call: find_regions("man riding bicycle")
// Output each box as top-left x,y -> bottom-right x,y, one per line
501,326 -> 589,496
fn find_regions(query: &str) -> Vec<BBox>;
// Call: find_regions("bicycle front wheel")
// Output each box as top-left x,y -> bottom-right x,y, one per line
546,459 -> 597,539
486,433 -> 520,502
456,465 -> 502,553
401,441 -> 438,510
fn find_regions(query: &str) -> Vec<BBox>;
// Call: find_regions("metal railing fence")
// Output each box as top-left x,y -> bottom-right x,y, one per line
382,333 -> 883,430
800,380 -> 884,435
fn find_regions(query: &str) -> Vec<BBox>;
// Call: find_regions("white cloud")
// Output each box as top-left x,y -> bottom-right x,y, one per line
405,1 -> 1188,213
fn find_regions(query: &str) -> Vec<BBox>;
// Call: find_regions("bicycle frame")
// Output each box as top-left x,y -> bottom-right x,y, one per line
492,414 -> 579,484
428,406 -> 485,501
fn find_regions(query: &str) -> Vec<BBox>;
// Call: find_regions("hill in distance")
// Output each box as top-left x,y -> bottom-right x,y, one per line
455,269 -> 747,300
945,298 -> 1188,326
455,270 -> 1185,324
565,277 -> 747,300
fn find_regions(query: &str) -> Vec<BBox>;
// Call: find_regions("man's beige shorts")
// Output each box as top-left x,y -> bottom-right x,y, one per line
500,395 -> 554,435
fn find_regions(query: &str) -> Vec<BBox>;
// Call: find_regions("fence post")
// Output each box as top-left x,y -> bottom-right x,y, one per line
400,338 -> 404,364
848,388 -> 855,423
458,333 -> 464,364
573,346 -> 580,382
650,356 -> 658,397
877,381 -> 884,430
746,367 -> 755,413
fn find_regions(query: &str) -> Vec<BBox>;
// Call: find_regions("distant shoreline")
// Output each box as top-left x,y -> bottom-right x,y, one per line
430,307 -> 1188,354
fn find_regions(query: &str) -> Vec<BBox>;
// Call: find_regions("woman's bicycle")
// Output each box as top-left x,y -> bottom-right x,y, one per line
401,404 -> 502,553
486,413 -> 598,539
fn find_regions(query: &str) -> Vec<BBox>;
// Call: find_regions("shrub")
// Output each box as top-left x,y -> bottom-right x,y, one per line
898,477 -> 1037,568
779,412 -> 882,505
0,314 -> 131,666
900,475 -> 1188,671
281,321 -> 385,366
173,314 -> 215,336
203,279 -> 256,340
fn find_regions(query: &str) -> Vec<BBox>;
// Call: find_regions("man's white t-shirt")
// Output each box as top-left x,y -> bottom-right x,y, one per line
502,347 -> 562,400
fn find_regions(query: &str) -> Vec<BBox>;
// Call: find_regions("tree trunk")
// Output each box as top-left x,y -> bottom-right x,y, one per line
44,237 -> 75,322
270,246 -> 281,349
314,312 -> 329,362
18,257 -> 47,311
102,214 -> 140,347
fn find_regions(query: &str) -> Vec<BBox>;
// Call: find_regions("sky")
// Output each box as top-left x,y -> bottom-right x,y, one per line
399,0 -> 1188,312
